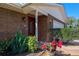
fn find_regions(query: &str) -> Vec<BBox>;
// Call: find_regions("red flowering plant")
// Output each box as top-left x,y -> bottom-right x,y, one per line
58,39 -> 63,48
51,39 -> 56,48
40,40 -> 62,52
41,42 -> 53,52
40,36 -> 63,52
41,43 -> 47,50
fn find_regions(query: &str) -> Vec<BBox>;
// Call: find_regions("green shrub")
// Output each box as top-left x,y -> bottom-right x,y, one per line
9,31 -> 28,55
61,26 -> 74,42
0,39 -> 11,55
27,36 -> 37,53
0,31 -> 28,55
0,31 -> 38,55
49,29 -> 62,41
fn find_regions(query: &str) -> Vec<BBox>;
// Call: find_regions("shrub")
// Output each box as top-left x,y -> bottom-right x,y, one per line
0,31 -> 38,55
27,36 -> 37,53
49,29 -> 62,42
0,31 -> 28,55
61,26 -> 74,42
9,31 -> 28,55
0,39 -> 11,55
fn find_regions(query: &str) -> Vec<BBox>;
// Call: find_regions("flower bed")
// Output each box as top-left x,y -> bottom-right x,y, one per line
0,31 -> 37,56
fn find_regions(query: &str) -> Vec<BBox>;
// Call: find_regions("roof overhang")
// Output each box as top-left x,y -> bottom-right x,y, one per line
0,3 -> 68,23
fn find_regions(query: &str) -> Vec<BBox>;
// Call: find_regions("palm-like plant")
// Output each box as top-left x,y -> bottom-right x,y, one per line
61,17 -> 75,42
69,17 -> 75,25
9,31 -> 28,55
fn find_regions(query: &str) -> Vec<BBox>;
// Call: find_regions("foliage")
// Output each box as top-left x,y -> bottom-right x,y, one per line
72,19 -> 79,39
41,42 -> 53,52
61,27 -> 71,41
27,36 -> 37,53
47,43 -> 52,50
69,17 -> 75,25
9,31 -> 28,55
0,39 -> 11,55
61,17 -> 75,42
76,19 -> 79,32
49,29 -> 62,41
0,31 -> 38,55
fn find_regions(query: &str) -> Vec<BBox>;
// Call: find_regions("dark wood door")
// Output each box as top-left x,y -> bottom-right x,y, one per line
28,16 -> 35,36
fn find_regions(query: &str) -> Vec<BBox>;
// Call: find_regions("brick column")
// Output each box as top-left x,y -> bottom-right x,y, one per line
46,14 -> 53,42
46,15 -> 49,42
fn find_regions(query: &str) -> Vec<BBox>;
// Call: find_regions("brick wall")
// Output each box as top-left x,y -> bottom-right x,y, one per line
0,8 -> 28,40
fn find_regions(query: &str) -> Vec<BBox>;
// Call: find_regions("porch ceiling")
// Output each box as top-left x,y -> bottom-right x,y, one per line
0,3 -> 68,23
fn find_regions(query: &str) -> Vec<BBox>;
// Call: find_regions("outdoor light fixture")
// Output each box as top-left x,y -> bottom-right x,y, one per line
22,17 -> 26,22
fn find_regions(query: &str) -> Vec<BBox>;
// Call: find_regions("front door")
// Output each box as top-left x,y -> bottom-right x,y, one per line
28,16 -> 35,36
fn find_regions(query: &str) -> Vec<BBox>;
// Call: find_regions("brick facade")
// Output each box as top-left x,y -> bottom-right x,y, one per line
0,8 -> 52,41
0,8 -> 28,40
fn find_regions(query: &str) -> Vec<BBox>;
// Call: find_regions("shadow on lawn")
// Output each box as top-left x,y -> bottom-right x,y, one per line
63,41 -> 79,46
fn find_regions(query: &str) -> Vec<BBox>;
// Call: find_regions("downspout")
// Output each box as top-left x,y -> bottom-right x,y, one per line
35,10 -> 38,42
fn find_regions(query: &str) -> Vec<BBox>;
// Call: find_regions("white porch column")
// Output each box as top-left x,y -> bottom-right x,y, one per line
35,10 -> 38,42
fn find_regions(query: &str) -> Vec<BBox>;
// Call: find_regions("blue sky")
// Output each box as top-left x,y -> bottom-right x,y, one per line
63,3 -> 79,19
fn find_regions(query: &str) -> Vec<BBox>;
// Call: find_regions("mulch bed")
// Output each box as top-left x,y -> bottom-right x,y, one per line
16,50 -> 55,56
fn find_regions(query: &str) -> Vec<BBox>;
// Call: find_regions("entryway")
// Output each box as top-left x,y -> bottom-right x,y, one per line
28,16 -> 35,36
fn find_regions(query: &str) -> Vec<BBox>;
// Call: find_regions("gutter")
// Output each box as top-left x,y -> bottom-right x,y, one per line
21,3 -> 32,8
49,14 -> 66,25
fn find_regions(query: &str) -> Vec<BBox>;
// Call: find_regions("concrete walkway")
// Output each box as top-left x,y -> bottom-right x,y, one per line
59,45 -> 79,56
57,40 -> 79,56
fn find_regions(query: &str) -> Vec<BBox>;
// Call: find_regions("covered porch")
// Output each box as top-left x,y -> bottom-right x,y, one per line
27,13 -> 49,41
0,3 -> 67,41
